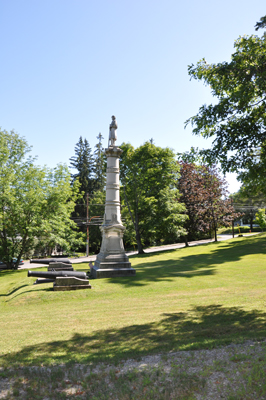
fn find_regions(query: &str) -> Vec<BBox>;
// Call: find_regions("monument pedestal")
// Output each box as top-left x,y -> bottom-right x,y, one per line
91,220 -> 135,278
90,116 -> 136,279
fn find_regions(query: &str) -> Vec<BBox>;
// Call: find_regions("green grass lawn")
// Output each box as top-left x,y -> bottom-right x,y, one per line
1,234 -> 266,368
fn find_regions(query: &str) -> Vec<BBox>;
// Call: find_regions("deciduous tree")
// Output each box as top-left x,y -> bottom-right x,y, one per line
255,208 -> 266,231
178,162 -> 238,242
0,130 -> 82,269
120,142 -> 187,254
185,16 -> 266,192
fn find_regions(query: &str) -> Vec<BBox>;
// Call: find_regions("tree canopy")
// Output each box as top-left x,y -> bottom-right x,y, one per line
0,129 -> 82,268
185,16 -> 266,192
255,16 -> 266,32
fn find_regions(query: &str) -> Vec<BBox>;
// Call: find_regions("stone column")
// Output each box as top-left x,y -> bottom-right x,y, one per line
91,117 -> 136,279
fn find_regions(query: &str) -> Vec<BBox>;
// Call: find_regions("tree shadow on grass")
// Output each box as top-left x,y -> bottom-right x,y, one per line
3,287 -> 53,303
0,284 -> 29,297
2,304 -> 266,367
0,269 -> 26,277
106,235 -> 266,287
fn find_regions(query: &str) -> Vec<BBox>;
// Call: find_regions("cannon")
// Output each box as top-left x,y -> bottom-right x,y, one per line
28,269 -> 91,291
27,270 -> 87,280
30,258 -> 71,265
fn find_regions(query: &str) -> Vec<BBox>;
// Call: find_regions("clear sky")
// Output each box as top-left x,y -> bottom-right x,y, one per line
1,0 -> 265,193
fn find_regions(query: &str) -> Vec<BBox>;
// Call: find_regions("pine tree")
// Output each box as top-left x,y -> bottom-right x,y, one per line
70,137 -> 94,194
70,137 -> 94,227
93,133 -> 106,192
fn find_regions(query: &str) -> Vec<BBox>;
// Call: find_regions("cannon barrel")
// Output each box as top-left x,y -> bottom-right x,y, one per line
30,258 -> 71,265
27,270 -> 87,280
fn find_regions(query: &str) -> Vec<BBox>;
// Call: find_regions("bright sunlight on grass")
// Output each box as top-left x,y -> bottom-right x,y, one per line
1,234 -> 266,368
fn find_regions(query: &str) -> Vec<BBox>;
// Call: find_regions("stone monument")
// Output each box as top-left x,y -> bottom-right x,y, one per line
91,116 -> 136,279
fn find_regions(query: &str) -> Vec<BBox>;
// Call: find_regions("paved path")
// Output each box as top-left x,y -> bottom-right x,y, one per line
20,233 -> 259,270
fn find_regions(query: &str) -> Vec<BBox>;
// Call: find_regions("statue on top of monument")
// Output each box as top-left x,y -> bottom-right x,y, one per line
109,115 -> 117,147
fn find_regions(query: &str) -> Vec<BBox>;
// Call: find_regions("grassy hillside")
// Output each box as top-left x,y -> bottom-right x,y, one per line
1,234 -> 266,368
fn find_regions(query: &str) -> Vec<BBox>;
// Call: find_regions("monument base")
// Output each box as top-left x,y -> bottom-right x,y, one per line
91,252 -> 135,278
91,223 -> 136,278
91,265 -> 136,279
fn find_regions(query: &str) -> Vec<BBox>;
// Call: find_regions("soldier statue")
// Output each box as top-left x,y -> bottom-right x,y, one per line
109,115 -> 117,146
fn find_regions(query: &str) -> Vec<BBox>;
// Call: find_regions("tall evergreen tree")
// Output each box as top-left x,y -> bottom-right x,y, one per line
70,137 -> 94,194
93,133 -> 106,192
69,137 -> 94,226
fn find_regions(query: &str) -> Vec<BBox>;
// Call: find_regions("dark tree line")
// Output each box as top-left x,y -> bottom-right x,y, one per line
69,134 -> 106,253
70,133 -> 106,197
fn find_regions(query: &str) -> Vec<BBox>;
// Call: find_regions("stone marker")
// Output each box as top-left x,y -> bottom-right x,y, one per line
53,277 -> 92,291
91,116 -> 136,279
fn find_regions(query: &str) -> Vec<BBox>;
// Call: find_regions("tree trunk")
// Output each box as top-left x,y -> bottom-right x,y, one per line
250,214 -> 254,231
211,203 -> 217,242
136,231 -> 144,254
214,227 -> 217,242
135,214 -> 145,254
0,230 -> 13,269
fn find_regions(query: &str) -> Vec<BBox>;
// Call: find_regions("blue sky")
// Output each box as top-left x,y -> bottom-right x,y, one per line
1,0 -> 265,193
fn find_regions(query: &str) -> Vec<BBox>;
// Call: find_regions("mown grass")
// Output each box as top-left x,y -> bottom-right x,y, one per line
1,234 -> 266,369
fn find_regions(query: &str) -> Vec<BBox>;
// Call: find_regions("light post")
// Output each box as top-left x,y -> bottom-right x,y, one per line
86,216 -> 100,257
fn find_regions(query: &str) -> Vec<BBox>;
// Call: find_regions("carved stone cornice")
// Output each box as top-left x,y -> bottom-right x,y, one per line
105,146 -> 123,157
